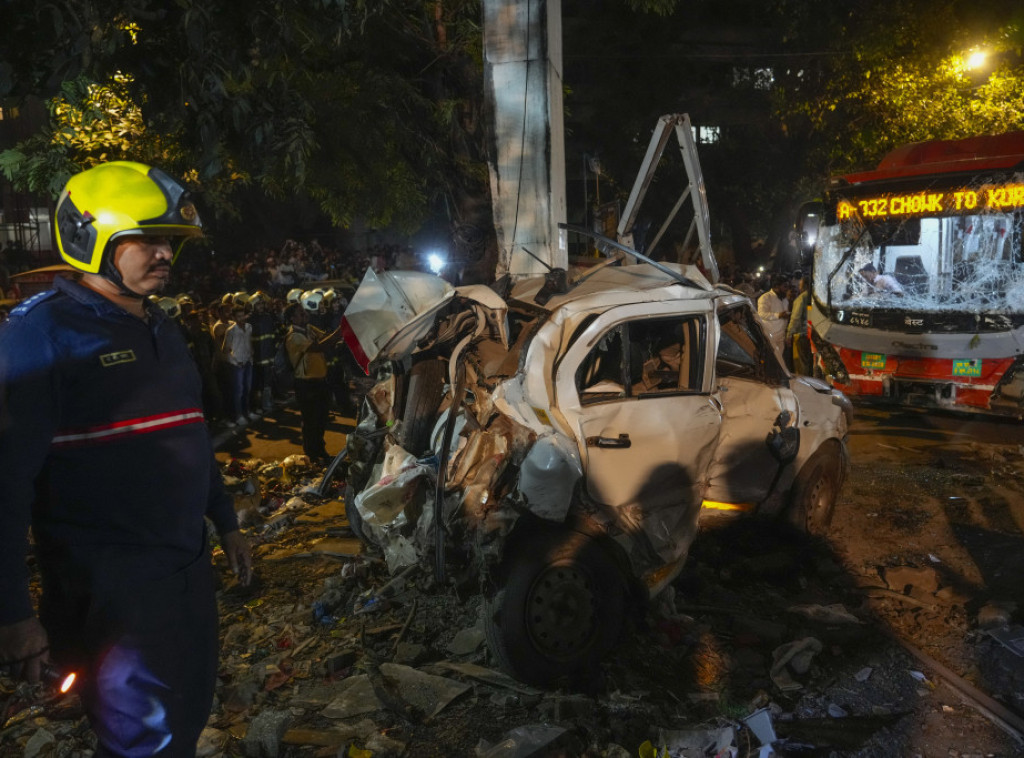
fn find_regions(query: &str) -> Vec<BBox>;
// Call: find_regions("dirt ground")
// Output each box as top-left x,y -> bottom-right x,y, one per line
5,403 -> 1024,757
215,403 -> 1024,756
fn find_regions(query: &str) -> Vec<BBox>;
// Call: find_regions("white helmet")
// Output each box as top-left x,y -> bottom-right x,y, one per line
299,290 -> 324,312
150,296 -> 181,319
286,288 -> 303,304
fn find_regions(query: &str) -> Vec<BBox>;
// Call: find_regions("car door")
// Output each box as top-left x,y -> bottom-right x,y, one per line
703,300 -> 799,508
555,301 -> 722,566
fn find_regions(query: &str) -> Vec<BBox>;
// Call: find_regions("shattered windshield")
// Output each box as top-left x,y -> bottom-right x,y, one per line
814,176 -> 1024,314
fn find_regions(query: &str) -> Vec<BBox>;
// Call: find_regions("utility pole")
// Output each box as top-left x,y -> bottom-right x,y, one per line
483,0 -> 567,278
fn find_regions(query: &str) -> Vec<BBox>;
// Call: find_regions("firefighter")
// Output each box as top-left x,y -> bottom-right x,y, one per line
209,297 -> 235,427
183,304 -> 223,421
299,289 -> 329,330
248,290 -> 278,412
284,301 -> 342,463
0,162 -> 252,757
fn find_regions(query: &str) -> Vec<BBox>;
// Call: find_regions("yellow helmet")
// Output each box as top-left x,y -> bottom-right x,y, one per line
286,288 -> 303,304
231,291 -> 250,308
55,162 -> 202,278
248,290 -> 269,308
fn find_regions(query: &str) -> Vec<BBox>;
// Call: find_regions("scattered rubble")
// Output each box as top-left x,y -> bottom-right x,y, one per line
4,443 -> 1024,757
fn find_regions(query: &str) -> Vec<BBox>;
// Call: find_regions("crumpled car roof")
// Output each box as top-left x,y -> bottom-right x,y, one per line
510,262 -> 714,311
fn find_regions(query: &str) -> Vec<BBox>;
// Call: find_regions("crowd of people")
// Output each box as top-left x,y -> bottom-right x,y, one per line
153,282 -> 364,457
168,238 -> 419,306
719,266 -> 814,377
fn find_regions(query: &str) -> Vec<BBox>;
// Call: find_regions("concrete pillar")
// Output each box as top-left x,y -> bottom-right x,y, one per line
483,0 -> 567,279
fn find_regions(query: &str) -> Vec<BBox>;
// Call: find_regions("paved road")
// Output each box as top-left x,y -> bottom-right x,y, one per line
212,402 -> 355,464
850,404 -> 1024,452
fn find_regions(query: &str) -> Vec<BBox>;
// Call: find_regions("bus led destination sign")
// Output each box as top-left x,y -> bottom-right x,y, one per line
836,182 -> 1024,220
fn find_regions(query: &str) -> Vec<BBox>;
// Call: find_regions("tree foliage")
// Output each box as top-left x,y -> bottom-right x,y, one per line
8,0 -> 1023,273
771,0 -> 1024,177
0,0 -> 489,247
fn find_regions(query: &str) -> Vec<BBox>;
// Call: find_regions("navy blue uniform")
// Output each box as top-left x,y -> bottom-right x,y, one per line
0,276 -> 238,757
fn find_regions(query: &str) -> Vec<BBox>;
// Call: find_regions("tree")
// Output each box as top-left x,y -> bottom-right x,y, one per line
0,0 -> 495,269
772,0 -> 1024,176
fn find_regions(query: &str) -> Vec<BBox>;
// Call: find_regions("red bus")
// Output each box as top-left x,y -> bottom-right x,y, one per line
804,131 -> 1024,416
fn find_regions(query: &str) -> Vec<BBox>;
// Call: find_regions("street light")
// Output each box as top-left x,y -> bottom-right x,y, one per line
427,252 -> 446,274
966,50 -> 988,71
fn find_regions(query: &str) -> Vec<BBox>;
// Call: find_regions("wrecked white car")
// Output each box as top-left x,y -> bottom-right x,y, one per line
336,247 -> 852,687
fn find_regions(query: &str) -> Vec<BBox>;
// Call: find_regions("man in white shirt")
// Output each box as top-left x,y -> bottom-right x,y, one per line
858,263 -> 904,295
222,305 -> 255,425
757,275 -> 790,358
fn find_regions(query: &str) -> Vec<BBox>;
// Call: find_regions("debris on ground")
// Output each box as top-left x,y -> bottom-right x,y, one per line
5,441 -> 1024,757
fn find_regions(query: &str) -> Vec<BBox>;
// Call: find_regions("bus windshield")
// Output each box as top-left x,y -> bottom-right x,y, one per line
814,179 -> 1024,314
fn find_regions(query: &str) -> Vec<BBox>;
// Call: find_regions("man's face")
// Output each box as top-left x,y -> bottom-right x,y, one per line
112,235 -> 173,295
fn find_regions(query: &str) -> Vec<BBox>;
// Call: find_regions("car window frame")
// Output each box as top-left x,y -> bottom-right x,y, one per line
714,302 -> 789,387
575,312 -> 709,406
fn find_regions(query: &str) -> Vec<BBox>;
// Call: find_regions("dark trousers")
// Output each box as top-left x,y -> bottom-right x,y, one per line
253,362 -> 274,410
226,361 -> 253,419
294,378 -> 331,459
40,549 -> 218,758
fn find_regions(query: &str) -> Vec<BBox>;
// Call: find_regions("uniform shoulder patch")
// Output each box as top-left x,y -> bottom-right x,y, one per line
9,290 -> 59,318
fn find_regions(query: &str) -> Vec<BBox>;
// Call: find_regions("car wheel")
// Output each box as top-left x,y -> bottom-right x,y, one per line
484,525 -> 626,686
397,359 -> 446,456
787,440 -> 844,535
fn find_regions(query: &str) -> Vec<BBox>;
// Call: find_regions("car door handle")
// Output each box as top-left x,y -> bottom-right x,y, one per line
586,433 -> 631,449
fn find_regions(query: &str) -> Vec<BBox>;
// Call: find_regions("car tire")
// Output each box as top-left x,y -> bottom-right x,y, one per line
787,440 -> 844,535
397,359 -> 446,456
484,525 -> 626,687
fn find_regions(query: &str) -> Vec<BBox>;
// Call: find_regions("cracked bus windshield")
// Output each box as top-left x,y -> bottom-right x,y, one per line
814,176 -> 1024,314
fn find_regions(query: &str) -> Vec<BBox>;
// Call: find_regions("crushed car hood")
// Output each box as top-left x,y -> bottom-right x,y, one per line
341,269 -> 511,372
